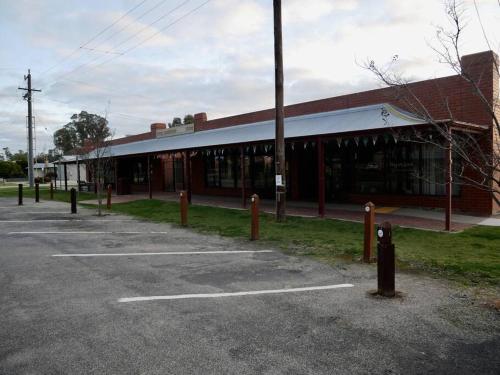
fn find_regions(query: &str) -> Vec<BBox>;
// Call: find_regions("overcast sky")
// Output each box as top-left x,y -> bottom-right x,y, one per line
0,0 -> 498,155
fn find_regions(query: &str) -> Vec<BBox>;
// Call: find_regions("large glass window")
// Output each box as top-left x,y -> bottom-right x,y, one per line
253,155 -> 274,190
353,142 -> 386,194
132,161 -> 147,184
326,135 -> 460,198
220,154 -> 236,188
204,149 -> 239,188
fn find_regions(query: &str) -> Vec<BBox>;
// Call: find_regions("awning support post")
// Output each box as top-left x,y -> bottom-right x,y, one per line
64,163 -> 68,192
317,137 -> 325,217
445,128 -> 453,231
184,151 -> 192,204
241,147 -> 246,208
148,154 -> 152,200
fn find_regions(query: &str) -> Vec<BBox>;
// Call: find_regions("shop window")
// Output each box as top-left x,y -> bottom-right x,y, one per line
328,136 -> 461,198
132,162 -> 147,184
204,149 -> 238,188
253,155 -> 274,190
220,155 -> 236,188
205,155 -> 219,187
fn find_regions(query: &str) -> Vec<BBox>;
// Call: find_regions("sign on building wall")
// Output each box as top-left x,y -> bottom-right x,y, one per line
156,124 -> 195,138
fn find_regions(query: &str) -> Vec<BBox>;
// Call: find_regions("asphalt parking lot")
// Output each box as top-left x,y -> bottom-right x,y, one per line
0,197 -> 499,374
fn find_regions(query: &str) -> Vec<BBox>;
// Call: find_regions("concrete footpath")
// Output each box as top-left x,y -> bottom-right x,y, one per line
0,198 -> 498,374
81,192 -> 500,231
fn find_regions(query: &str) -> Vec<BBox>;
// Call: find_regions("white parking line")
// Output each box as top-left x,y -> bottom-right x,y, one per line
118,284 -> 354,302
52,250 -> 274,257
0,219 -> 133,223
0,211 -> 70,214
7,231 -> 169,234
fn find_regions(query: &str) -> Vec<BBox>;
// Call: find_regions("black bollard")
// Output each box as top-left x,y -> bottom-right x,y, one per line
70,188 -> 77,214
377,221 -> 395,297
180,190 -> 188,226
35,183 -> 40,203
18,184 -> 23,206
250,194 -> 260,241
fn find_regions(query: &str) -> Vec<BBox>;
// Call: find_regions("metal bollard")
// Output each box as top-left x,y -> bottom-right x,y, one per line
250,194 -> 259,241
377,221 -> 395,297
180,190 -> 188,226
18,184 -> 23,206
50,182 -> 54,200
70,188 -> 77,214
106,184 -> 112,209
363,202 -> 375,263
35,183 -> 40,203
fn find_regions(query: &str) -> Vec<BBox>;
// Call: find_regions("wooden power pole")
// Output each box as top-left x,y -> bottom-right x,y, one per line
273,0 -> 286,222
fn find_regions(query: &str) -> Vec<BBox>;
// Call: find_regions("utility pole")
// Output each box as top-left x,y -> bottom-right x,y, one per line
273,0 -> 286,222
18,69 -> 41,188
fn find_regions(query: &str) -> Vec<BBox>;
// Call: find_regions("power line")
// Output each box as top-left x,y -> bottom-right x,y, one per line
39,0 -> 150,77
49,0 -> 196,83
80,0 -> 150,49
88,0 -> 172,50
101,0 -> 192,54
48,0 -> 211,82
57,77 -> 164,102
38,96 -> 159,122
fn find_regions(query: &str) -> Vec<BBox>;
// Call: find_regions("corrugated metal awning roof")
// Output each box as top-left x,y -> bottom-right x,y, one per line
103,103 -> 426,158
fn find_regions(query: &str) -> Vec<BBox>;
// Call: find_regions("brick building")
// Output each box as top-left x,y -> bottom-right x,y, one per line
86,50 -> 499,216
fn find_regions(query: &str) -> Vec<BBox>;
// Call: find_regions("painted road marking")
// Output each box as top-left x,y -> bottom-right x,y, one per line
0,211 -> 71,214
0,219 -> 133,223
118,284 -> 354,303
7,231 -> 169,235
52,250 -> 274,257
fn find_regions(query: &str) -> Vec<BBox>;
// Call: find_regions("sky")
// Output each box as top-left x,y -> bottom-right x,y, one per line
0,0 -> 498,155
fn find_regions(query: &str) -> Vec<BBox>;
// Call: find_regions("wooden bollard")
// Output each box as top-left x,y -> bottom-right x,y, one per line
70,188 -> 77,214
50,182 -> 54,200
180,190 -> 188,226
250,194 -> 259,241
18,184 -> 23,206
35,183 -> 40,203
363,202 -> 375,263
377,221 -> 395,297
106,184 -> 112,209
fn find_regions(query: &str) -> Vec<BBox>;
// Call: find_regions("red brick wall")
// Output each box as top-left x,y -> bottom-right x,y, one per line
190,51 -> 498,215
109,132 -> 154,146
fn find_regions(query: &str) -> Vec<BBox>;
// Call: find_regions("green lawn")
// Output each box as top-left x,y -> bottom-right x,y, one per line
106,199 -> 500,287
0,186 -> 96,203
1,187 -> 498,287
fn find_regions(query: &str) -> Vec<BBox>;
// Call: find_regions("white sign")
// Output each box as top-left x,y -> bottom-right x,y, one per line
156,124 -> 195,138
275,175 -> 283,186
377,229 -> 384,238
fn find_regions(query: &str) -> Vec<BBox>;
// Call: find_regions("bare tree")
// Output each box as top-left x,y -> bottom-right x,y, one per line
79,117 -> 114,216
365,0 -> 499,207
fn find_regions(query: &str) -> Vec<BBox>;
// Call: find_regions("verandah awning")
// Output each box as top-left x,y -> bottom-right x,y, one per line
103,103 -> 427,158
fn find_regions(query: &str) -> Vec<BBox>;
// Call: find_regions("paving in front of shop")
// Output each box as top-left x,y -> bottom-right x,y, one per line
80,192 -> 485,231
1,197 -> 498,374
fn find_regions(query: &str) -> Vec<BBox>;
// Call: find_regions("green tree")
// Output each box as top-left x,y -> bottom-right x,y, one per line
10,150 -> 28,173
2,147 -> 12,160
53,111 -> 110,154
0,160 -> 23,178
183,114 -> 194,125
170,117 -> 182,128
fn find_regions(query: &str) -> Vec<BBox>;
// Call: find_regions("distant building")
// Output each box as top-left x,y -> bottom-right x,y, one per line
55,155 -> 87,188
33,162 -> 55,179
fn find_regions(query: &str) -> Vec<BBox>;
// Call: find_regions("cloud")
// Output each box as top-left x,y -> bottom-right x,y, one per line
0,0 -> 498,152
283,0 -> 358,24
